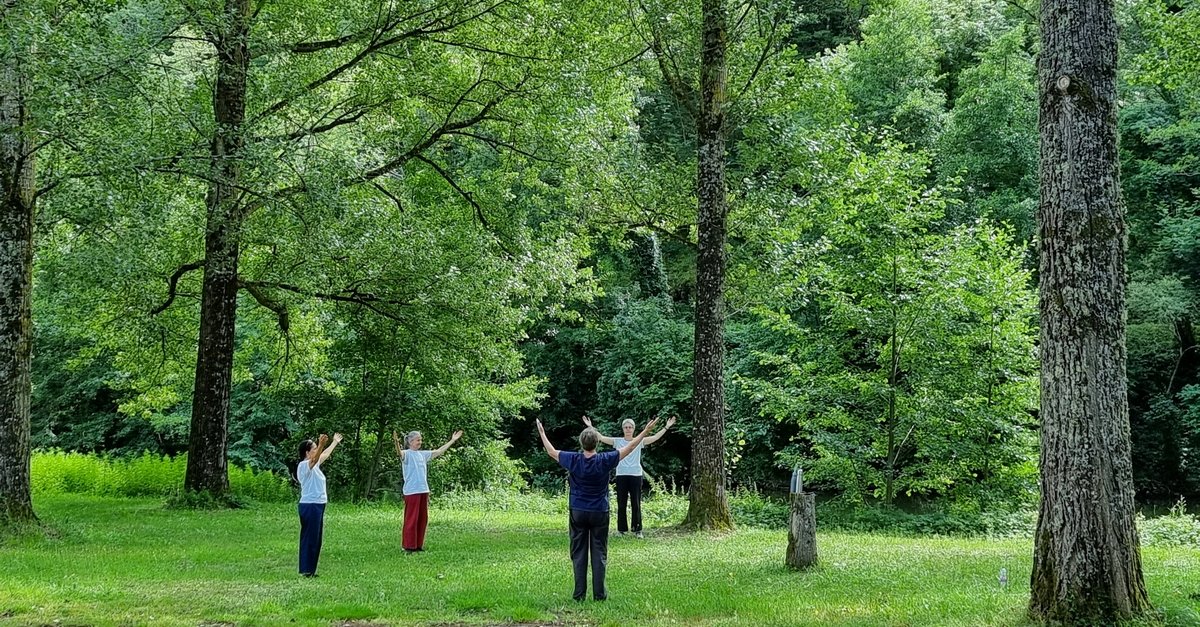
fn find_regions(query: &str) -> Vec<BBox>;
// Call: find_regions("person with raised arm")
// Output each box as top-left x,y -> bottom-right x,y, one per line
296,432 -> 342,577
582,414 -> 676,538
536,417 -> 658,601
391,428 -> 463,552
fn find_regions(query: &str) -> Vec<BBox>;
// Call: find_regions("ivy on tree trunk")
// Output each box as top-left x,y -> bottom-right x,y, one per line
683,0 -> 733,531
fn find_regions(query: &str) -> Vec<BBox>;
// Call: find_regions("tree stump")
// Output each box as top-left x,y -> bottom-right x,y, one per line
786,492 -> 817,570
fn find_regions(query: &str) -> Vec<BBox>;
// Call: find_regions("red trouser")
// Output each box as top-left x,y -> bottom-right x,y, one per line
403,492 -> 430,550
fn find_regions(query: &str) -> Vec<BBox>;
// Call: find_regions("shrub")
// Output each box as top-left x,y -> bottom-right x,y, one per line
429,439 -> 528,494
433,488 -> 566,515
1138,498 -> 1200,548
32,450 -> 293,502
730,489 -> 790,528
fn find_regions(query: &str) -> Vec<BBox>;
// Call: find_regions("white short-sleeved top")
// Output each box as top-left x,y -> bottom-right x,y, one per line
403,450 -> 434,495
297,460 -> 327,504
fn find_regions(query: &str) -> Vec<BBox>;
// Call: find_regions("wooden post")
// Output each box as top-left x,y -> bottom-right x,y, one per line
786,492 -> 817,570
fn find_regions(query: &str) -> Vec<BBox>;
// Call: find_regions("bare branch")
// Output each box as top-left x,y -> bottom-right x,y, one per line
372,181 -> 405,212
151,260 -> 206,315
414,154 -> 489,228
251,0 -> 510,126
446,129 -> 554,163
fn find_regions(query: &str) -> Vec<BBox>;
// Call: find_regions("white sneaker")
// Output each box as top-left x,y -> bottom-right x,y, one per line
635,532 -> 644,539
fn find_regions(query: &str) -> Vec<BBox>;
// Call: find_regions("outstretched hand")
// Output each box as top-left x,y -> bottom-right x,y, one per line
318,434 -> 329,445
582,415 -> 593,428
332,433 -> 343,444
641,417 -> 659,435
666,416 -> 677,429
452,430 -> 464,441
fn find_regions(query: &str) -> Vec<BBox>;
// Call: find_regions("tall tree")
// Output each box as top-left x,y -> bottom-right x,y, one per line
183,0 -> 253,496
683,0 -> 734,530
1028,0 -> 1152,617
0,0 -> 37,525
162,0 -> 546,496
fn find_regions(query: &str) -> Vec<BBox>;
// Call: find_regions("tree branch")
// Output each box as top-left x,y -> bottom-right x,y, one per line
242,283 -> 290,333
250,0 -> 509,126
151,260 -> 206,315
414,154 -> 489,228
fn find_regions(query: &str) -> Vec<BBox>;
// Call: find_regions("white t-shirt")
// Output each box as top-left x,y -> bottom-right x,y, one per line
613,438 -> 644,476
297,460 -> 327,504
402,450 -> 434,495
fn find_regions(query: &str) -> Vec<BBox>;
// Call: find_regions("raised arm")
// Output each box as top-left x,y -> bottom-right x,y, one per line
318,433 -> 343,463
536,419 -> 559,462
392,430 -> 405,460
307,434 -> 329,469
581,415 -> 616,446
430,430 -> 463,459
641,415 -> 677,445
617,418 -> 659,461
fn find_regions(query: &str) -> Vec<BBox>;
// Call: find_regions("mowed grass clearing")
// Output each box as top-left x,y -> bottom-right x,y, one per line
2,495 -> 1199,626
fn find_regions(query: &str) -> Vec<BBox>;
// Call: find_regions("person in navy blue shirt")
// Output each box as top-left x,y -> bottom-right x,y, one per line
536,416 -> 659,601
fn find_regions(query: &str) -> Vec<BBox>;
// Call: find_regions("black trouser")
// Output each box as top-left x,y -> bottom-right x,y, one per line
615,475 -> 642,533
568,509 -> 609,601
298,502 -> 326,575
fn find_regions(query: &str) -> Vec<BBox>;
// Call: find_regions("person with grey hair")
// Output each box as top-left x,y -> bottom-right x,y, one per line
582,414 -> 676,538
391,428 -> 463,552
536,417 -> 658,601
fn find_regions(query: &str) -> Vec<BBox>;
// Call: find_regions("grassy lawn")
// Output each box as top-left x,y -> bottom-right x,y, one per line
2,495 -> 1198,626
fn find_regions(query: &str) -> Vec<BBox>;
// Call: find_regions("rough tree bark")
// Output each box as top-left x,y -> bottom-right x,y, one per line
683,0 -> 734,531
0,14 -> 38,525
184,0 -> 251,496
1029,0 -> 1151,617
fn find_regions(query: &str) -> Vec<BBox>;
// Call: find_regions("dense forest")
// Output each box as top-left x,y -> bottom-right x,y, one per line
5,0 -> 1198,514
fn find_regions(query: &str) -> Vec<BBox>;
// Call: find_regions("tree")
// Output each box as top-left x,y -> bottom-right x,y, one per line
0,0 -> 37,525
744,141 -> 1038,507
133,0 -> 581,497
680,0 -> 735,530
1028,0 -> 1152,617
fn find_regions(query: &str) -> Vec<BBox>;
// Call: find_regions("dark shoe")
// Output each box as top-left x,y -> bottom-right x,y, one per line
301,572 -> 317,578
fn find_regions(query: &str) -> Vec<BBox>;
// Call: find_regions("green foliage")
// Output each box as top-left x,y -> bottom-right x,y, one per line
742,139 -> 1039,506
595,297 -> 693,427
1138,498 -> 1200,548
31,451 -> 293,502
841,0 -> 947,148
936,26 -> 1037,238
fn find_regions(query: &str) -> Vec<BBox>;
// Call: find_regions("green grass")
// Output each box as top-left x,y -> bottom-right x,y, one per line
2,495 -> 1198,626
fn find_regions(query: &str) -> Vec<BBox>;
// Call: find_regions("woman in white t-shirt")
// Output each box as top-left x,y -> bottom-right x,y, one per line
296,432 -> 342,577
582,415 -> 675,538
391,429 -> 463,552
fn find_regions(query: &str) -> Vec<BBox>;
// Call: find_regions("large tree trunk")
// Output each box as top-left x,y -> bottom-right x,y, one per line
683,0 -> 733,531
0,30 -> 38,525
184,0 -> 251,496
1029,0 -> 1151,617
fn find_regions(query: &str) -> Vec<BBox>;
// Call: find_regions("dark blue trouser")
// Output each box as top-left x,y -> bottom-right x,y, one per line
569,509 -> 609,600
298,502 -> 326,575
